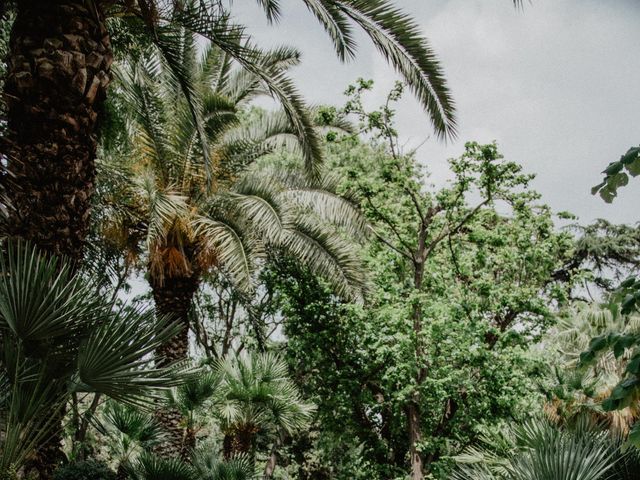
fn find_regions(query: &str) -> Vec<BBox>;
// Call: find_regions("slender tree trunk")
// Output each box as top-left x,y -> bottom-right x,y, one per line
2,0 -> 112,262
263,435 -> 282,478
2,2 -> 112,477
151,272 -> 200,459
406,402 -> 425,480
407,226 -> 427,480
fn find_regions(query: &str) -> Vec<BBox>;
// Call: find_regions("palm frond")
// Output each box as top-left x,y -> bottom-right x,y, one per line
152,24 -> 215,182
254,0 -> 282,24
330,0 -> 457,139
0,241 -> 102,345
192,451 -> 254,480
300,0 -> 357,61
168,5 -> 324,177
210,352 -> 315,434
75,307 -> 186,406
127,451 -> 196,480
192,214 -> 255,291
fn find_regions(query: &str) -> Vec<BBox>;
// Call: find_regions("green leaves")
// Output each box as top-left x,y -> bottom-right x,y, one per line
0,241 -> 103,345
592,145 -> 640,203
0,241 -> 186,472
76,308 -> 186,405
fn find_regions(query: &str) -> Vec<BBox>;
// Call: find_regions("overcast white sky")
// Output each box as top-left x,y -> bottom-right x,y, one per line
232,0 -> 640,225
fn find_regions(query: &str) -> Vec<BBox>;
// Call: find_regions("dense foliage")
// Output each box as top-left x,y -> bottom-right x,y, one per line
1,1 -> 639,480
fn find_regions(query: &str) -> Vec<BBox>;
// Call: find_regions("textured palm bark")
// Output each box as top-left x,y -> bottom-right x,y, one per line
222,424 -> 258,459
2,2 -> 112,478
2,0 -> 112,263
151,273 -> 200,459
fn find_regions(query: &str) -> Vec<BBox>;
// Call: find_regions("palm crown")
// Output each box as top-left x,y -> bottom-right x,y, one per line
103,33 -> 366,298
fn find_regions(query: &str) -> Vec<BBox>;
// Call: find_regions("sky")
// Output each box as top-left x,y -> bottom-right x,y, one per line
231,0 -> 640,225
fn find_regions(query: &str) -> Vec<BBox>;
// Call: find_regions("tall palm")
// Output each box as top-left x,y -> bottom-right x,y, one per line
211,352 -> 315,460
0,0 -> 479,262
104,38 -> 363,455
0,240 -> 185,479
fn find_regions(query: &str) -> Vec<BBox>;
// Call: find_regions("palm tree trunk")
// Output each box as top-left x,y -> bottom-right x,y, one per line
2,2 -> 111,477
151,272 -> 200,458
223,425 -> 257,459
2,0 -> 112,263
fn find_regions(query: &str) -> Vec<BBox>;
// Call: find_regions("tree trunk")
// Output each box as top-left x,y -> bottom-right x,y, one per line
2,0 -> 112,263
222,424 -> 257,459
2,3 -> 112,477
151,272 -> 200,459
263,436 -> 282,478
406,402 -> 424,480
407,227 -> 427,480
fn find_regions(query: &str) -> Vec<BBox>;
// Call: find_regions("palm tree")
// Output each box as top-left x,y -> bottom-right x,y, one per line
0,0 -> 473,263
545,305 -> 640,436
211,352 -> 315,460
451,418 -> 617,480
126,450 -> 254,480
0,240 -> 186,479
103,38 -> 363,455
98,401 -> 165,479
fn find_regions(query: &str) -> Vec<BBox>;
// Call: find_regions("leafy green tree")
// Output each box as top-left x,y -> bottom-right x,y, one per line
265,82 -> 573,479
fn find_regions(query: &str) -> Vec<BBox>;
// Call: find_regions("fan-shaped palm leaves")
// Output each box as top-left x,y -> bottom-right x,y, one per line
210,352 -> 315,459
98,401 -> 165,477
0,241 -> 184,477
126,450 -> 254,480
451,418 -> 616,480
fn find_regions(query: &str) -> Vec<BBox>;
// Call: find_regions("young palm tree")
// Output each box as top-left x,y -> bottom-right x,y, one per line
451,418 -> 617,480
98,401 -> 165,479
0,240 -> 185,478
211,352 -> 315,460
126,450 -> 254,480
0,0 -> 490,263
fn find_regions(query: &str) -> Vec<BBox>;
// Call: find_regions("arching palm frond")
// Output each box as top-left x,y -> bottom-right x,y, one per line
152,24 -> 214,181
115,60 -> 174,179
192,214 -> 256,292
167,5 -> 324,177
254,0 -> 282,24
279,217 -> 364,300
222,45 -> 301,105
325,0 -> 456,140
299,0 -> 357,61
